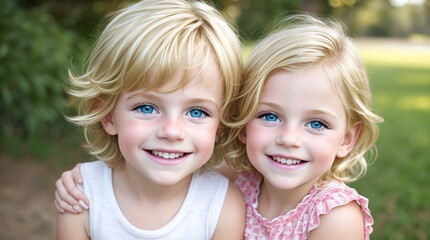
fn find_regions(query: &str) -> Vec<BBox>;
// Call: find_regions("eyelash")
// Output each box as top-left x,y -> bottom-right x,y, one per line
257,112 -> 331,131
257,111 -> 280,123
133,103 -> 158,114
132,104 -> 211,118
187,107 -> 211,118
307,119 -> 330,131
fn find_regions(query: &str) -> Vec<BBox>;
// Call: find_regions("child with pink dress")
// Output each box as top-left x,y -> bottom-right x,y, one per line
55,14 -> 383,239
221,14 -> 383,239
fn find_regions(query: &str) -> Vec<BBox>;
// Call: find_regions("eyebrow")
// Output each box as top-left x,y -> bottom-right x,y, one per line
305,109 -> 338,120
126,91 -> 161,102
187,98 -> 220,109
258,102 -> 338,120
258,101 -> 279,108
126,92 -> 220,109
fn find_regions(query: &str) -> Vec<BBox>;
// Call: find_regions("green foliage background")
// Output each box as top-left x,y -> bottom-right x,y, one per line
0,0 -> 86,161
0,0 -> 74,136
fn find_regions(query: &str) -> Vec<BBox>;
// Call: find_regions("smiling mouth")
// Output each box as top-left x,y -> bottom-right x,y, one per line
150,150 -> 186,159
271,156 -> 304,165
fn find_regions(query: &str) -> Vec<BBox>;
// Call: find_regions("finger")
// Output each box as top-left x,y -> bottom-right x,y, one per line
54,199 -> 65,214
56,178 -> 88,211
61,172 -> 90,208
55,190 -> 79,214
56,177 -> 80,207
72,163 -> 83,184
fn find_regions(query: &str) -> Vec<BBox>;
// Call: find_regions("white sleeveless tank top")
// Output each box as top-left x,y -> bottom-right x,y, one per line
80,161 -> 229,239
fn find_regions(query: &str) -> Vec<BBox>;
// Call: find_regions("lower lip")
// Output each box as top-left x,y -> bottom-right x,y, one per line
145,151 -> 187,166
267,156 -> 307,170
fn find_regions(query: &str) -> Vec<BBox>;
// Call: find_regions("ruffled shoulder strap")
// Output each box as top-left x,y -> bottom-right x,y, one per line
307,181 -> 374,239
234,171 -> 262,204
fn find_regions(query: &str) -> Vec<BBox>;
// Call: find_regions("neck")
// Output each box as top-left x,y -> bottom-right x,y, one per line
257,178 -> 317,220
111,164 -> 192,230
113,165 -> 192,202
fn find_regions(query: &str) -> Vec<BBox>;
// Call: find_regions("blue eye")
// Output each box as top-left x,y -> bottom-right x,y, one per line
188,109 -> 207,118
136,105 -> 154,114
262,113 -> 278,122
309,120 -> 327,129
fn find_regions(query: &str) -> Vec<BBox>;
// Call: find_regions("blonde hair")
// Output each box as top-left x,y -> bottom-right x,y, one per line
225,14 -> 383,183
66,0 -> 242,169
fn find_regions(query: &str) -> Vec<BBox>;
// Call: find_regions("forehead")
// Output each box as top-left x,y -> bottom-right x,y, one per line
120,58 -> 224,109
262,67 -> 345,114
153,55 -> 223,93
265,67 -> 334,93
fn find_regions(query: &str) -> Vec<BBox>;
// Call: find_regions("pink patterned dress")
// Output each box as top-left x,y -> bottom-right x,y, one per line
235,172 -> 374,240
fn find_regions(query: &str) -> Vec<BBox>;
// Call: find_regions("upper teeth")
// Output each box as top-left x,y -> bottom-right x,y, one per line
152,151 -> 184,159
272,156 -> 301,165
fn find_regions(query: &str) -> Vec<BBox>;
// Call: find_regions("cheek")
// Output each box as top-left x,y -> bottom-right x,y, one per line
245,143 -> 260,166
193,123 -> 219,160
308,135 -> 342,166
116,120 -> 149,155
244,123 -> 267,162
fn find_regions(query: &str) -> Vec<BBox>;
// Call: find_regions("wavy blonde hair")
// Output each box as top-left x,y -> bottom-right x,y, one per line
66,0 -> 242,169
224,14 -> 383,183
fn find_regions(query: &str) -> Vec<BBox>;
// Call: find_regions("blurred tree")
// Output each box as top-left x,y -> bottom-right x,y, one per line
16,0 -> 132,39
234,0 -> 303,40
302,0 -> 331,14
13,0 -> 430,40
0,0 -> 77,137
328,0 -> 430,37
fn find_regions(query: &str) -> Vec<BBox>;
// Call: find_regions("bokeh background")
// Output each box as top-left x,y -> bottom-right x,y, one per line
1,0 -> 429,239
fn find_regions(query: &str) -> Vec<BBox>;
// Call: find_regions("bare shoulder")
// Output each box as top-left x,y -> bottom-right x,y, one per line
308,201 -> 364,240
211,182 -> 246,240
56,210 -> 90,240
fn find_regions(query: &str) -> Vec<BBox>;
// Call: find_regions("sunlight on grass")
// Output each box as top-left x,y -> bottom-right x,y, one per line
399,96 -> 430,110
398,73 -> 430,85
415,132 -> 429,148
361,49 -> 430,69
377,93 -> 430,111
373,93 -> 392,109
358,39 -> 430,69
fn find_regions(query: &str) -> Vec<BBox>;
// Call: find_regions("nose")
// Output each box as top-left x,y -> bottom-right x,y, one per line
275,125 -> 302,148
157,116 -> 186,141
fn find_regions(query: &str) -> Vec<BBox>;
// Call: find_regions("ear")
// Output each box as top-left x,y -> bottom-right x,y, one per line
101,113 -> 118,135
238,129 -> 247,144
336,123 -> 362,158
215,127 -> 224,142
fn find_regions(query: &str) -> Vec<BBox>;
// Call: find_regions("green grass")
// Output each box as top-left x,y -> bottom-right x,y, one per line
350,41 -> 430,240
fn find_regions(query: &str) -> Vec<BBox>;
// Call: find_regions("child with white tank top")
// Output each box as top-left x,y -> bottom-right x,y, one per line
55,1 -> 245,239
